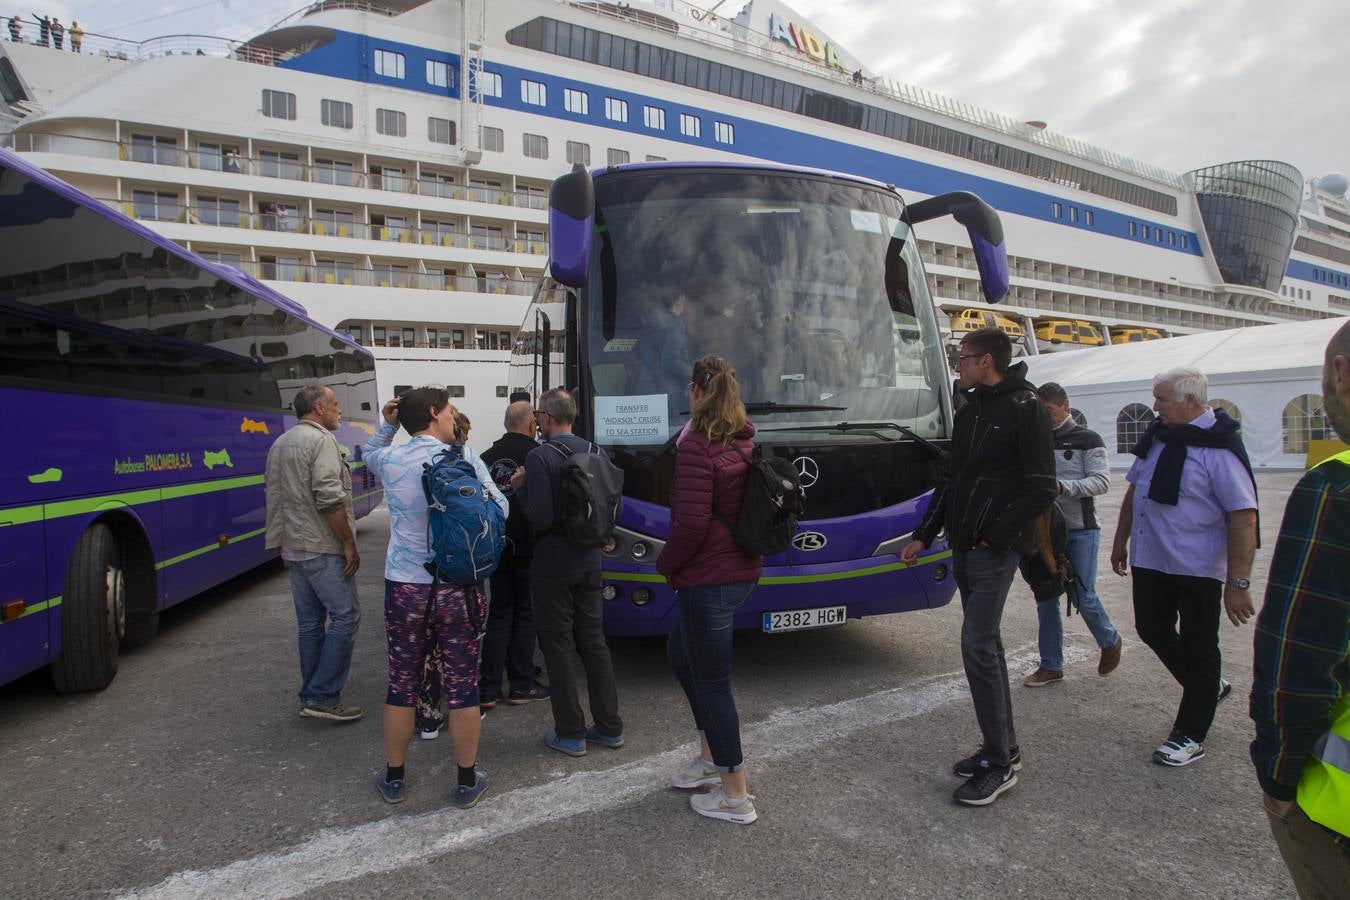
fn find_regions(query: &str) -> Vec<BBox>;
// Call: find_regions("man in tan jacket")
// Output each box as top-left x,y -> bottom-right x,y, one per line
265,383 -> 362,722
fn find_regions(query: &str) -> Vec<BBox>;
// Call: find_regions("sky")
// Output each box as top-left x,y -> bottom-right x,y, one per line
42,0 -> 1350,184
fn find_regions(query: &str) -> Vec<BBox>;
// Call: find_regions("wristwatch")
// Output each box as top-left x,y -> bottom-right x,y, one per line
1228,577 -> 1251,590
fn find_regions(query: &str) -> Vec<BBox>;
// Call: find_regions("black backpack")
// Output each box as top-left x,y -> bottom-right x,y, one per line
547,439 -> 624,549
719,445 -> 804,556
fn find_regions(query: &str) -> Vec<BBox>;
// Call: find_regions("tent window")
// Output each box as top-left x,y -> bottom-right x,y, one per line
1116,403 -> 1154,453
1282,394 -> 1331,454
1210,399 -> 1241,423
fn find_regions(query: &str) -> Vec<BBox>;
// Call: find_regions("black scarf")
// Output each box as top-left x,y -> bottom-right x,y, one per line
1130,407 -> 1259,543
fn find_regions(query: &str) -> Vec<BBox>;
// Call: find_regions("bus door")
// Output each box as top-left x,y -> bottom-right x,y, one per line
0,510 -> 51,685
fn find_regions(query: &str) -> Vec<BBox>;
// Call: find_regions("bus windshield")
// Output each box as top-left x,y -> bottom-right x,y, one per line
583,169 -> 948,446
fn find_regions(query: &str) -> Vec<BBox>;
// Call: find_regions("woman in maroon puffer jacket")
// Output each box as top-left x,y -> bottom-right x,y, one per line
656,354 -> 762,825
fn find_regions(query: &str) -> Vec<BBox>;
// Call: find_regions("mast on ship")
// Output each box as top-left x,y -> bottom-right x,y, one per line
459,0 -> 486,166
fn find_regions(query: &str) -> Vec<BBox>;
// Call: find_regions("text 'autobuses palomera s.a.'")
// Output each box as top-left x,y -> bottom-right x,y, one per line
510,161 -> 1010,636
0,148 -> 382,693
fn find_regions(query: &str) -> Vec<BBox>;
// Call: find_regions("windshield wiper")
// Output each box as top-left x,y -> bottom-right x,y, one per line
759,421 -> 948,460
743,401 -> 848,414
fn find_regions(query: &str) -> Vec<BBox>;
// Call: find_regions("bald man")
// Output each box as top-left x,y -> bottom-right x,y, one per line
478,401 -> 549,707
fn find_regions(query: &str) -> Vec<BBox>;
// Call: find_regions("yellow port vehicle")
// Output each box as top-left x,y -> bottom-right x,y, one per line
1034,318 -> 1105,352
949,308 -> 1025,339
1110,326 -> 1167,344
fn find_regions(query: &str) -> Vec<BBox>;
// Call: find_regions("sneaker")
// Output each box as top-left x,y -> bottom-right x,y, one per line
1153,730 -> 1205,767
953,746 -> 1023,779
419,726 -> 441,741
671,756 -> 721,790
300,703 -> 363,722
1022,667 -> 1064,688
453,768 -> 490,810
479,695 -> 499,711
1217,678 -> 1232,704
953,762 -> 1017,806
545,728 -> 587,758
506,683 -> 551,705
585,724 -> 625,750
1099,637 -> 1123,676
690,786 -> 758,824
375,770 -> 405,804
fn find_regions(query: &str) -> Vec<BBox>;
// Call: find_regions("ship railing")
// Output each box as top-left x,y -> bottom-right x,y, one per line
173,256 -> 539,295
2,16 -> 290,65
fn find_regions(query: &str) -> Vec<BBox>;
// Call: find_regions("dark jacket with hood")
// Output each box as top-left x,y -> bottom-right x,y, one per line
915,362 -> 1057,553
480,431 -> 539,570
656,420 -> 763,591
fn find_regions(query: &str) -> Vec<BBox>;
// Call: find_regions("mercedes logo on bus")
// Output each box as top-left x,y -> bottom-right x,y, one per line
792,531 -> 827,552
793,456 -> 819,488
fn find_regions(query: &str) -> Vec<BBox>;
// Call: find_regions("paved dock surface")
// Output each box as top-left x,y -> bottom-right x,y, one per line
1,472 -> 1307,898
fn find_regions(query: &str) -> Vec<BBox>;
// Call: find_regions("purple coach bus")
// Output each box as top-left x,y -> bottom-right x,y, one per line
510,162 -> 1011,637
0,149 -> 382,692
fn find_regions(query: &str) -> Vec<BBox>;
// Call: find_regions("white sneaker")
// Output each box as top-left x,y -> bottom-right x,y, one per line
671,756 -> 720,789
1153,731 -> 1205,767
419,728 -> 441,740
690,786 -> 758,824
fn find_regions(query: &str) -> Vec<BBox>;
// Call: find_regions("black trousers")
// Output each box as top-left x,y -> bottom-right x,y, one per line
532,569 -> 622,740
1131,566 -> 1223,742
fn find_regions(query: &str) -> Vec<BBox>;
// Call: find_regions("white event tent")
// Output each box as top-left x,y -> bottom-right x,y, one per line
1021,317 -> 1348,469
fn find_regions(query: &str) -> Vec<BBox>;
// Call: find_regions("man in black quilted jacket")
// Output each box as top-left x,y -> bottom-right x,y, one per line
902,327 -> 1056,807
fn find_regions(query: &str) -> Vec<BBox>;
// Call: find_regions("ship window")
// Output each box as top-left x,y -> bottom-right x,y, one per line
1115,403 -> 1154,453
1051,202 -> 1062,219
428,117 -> 456,145
564,88 -> 589,115
1168,231 -> 1177,246
321,99 -> 353,129
313,157 -> 357,187
605,96 -> 628,122
130,133 -> 179,165
449,386 -> 466,398
496,386 -> 509,398
1069,207 -> 1078,223
374,49 -> 405,79
1141,225 -> 1150,240
261,90 -> 296,120
523,133 -> 548,159
645,154 -> 666,162
679,113 -> 701,138
132,190 -> 179,222
521,79 -> 547,106
196,196 -> 241,227
373,327 -> 387,346
1283,394 -> 1332,454
1085,210 -> 1095,226
566,141 -> 590,166
607,148 -> 629,166
714,121 -> 734,144
477,69 -> 504,97
643,105 -> 665,130
426,59 -> 453,89
452,329 -> 465,349
482,126 -> 504,153
196,142 -> 240,172
1129,222 -> 1137,237
376,108 -> 407,137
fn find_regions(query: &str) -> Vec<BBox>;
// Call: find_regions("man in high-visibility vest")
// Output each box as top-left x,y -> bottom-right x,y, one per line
1251,319 -> 1350,898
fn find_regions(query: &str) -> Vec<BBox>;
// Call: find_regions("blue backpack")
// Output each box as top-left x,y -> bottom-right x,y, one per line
420,445 -> 507,586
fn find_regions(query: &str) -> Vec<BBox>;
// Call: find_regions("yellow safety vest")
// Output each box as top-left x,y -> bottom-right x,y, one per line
1295,448 -> 1350,837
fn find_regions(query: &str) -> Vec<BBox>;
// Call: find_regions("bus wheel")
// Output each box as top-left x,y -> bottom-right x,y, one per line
120,533 -> 159,648
52,523 -> 124,693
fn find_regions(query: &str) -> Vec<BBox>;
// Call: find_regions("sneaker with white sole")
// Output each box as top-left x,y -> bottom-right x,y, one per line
1217,678 -> 1232,704
1153,730 -> 1205,767
419,727 -> 441,741
671,757 -> 720,789
300,703 -> 363,722
953,762 -> 1017,806
690,786 -> 758,824
953,746 -> 1023,779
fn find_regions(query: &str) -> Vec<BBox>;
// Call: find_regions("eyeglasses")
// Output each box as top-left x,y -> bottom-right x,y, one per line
533,409 -> 550,419
955,353 -> 987,364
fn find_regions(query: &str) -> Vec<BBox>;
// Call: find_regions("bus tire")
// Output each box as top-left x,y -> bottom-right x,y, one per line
119,531 -> 159,648
52,523 -> 124,693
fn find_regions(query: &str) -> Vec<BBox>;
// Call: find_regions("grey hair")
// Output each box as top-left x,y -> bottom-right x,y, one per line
503,400 -> 533,431
538,387 -> 577,424
292,383 -> 328,418
1153,366 -> 1208,404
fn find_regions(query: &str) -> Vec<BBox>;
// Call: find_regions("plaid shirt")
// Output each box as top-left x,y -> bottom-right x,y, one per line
1250,456 -> 1350,846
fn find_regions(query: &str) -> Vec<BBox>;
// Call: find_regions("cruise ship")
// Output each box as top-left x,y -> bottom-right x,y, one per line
2,0 -> 1346,426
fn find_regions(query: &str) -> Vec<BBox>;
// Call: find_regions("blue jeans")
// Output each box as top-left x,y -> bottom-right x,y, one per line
479,566 -> 536,700
666,581 -> 756,773
287,554 -> 361,707
1035,529 -> 1121,671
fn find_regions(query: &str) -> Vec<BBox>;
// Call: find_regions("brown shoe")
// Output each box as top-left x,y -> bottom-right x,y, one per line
1022,667 -> 1064,687
1098,637 -> 1123,676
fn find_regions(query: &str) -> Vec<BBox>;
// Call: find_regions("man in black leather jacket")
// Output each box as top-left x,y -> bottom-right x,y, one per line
903,327 -> 1056,806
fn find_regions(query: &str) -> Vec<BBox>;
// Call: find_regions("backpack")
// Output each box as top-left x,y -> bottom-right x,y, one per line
547,439 -> 624,549
420,445 -> 507,585
719,444 -> 804,557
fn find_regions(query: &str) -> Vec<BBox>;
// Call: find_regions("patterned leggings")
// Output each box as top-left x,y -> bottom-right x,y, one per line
383,580 -> 485,710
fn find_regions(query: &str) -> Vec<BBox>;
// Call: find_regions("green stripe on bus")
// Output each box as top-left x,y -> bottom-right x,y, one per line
2,596 -> 61,624
154,526 -> 268,570
2,474 -> 266,526
600,550 -> 953,586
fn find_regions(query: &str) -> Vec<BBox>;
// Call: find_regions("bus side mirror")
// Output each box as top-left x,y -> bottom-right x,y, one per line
548,164 -> 595,287
905,191 -> 1009,302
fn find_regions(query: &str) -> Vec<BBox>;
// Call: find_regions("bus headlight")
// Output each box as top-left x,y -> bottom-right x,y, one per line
932,564 -> 949,582
602,585 -> 617,601
632,588 -> 651,606
630,541 -> 649,560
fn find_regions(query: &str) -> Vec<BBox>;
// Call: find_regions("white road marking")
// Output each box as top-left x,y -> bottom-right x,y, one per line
124,642 -> 1089,900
